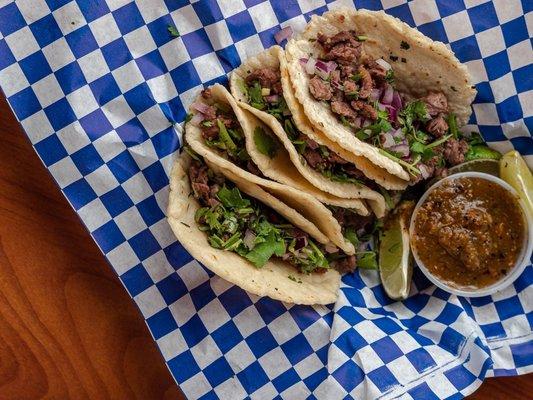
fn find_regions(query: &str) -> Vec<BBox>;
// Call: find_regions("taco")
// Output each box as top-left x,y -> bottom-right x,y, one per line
168,153 -> 344,304
186,83 -> 373,253
229,46 -> 404,216
284,9 -> 476,184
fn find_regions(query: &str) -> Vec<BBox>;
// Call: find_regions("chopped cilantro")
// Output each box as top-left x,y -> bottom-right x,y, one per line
357,251 -> 378,269
379,188 -> 394,210
447,113 -> 458,139
344,228 -> 359,247
350,73 -> 362,82
167,25 -> 180,38
356,35 -> 368,41
253,126 -> 278,158
385,69 -> 395,84
216,186 -> 251,208
248,82 -> 265,110
184,113 -> 193,123
245,231 -> 285,267
183,145 -> 201,161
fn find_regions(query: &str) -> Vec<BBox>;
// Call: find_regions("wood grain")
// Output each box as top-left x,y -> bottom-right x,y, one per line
0,95 -> 182,399
0,94 -> 530,398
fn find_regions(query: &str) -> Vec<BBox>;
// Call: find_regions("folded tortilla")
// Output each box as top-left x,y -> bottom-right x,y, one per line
167,154 -> 341,305
186,83 -> 356,254
230,46 -> 398,216
284,9 -> 476,180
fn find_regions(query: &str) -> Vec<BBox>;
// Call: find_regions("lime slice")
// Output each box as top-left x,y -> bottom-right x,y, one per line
379,201 -> 414,300
448,158 -> 500,176
499,150 -> 533,216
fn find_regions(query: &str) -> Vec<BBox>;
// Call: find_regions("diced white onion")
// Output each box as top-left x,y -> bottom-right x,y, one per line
380,132 -> 395,148
375,58 -> 392,71
305,57 -> 316,75
190,112 -> 204,126
261,88 -> 271,96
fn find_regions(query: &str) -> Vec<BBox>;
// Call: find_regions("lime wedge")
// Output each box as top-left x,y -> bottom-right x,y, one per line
448,158 -> 500,176
500,150 -> 533,216
379,201 -> 415,300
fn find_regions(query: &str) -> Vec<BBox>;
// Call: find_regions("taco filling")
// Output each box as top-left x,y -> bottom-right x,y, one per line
189,89 -> 264,177
300,30 -> 483,183
328,206 -> 380,270
188,154 -> 357,273
239,68 -> 385,187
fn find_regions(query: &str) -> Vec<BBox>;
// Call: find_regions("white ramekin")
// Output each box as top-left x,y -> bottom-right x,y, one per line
409,171 -> 533,297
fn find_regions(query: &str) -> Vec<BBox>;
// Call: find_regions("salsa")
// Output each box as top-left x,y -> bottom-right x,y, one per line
412,176 -> 525,289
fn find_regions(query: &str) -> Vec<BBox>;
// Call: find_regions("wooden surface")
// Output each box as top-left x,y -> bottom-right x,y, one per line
0,93 -> 530,399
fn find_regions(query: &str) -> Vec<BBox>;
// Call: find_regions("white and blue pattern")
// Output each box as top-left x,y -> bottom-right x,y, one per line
0,0 -> 531,398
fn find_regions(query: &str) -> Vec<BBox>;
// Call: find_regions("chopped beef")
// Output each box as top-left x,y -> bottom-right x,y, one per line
290,227 -> 309,240
192,182 -> 211,204
332,88 -> 345,102
300,134 -> 319,150
426,115 -> 448,138
189,160 -> 209,184
201,104 -> 217,120
309,75 -> 333,101
365,60 -> 387,82
327,152 -> 348,164
324,43 -> 361,65
435,167 -> 448,179
351,100 -> 378,120
245,68 -> 280,88
443,138 -> 468,166
332,207 -> 375,232
331,100 -> 357,119
343,164 -> 366,178
330,70 -> 341,85
272,81 -> 283,94
343,80 -> 358,94
189,161 -> 220,206
317,31 -> 358,50
201,124 -> 220,140
318,31 -> 362,65
218,115 -> 237,129
340,65 -> 357,79
335,255 -> 356,273
246,160 -> 262,176
424,92 -> 448,117
302,148 -> 324,168
201,88 -> 212,99
357,65 -> 373,99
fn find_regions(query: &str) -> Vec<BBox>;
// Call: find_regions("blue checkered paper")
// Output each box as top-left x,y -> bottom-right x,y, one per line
0,0 -> 532,398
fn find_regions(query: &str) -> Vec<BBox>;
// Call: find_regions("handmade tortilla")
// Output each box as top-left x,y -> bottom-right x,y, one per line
167,154 -> 341,305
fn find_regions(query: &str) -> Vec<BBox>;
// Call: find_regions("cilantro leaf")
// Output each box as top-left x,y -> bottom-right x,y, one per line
357,251 -> 378,269
249,82 -> 265,110
167,25 -> 180,38
253,126 -> 278,158
216,186 -> 251,209
344,228 -> 359,247
245,231 -> 285,267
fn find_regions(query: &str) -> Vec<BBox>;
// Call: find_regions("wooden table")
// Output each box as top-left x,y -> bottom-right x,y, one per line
0,94 -> 530,399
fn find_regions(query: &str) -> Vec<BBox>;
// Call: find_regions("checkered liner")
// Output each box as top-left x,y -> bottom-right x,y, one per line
0,0 -> 531,398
